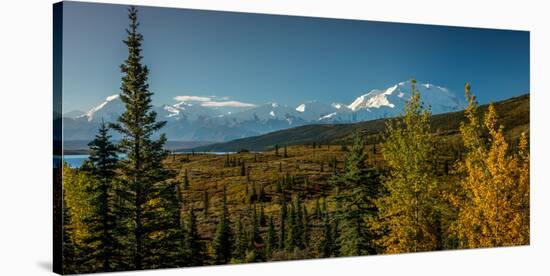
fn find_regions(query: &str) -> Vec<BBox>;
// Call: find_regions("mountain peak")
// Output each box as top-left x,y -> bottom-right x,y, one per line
105,94 -> 120,102
82,94 -> 122,122
347,81 -> 463,114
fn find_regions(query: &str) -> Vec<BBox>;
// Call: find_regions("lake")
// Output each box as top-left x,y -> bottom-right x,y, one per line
61,152 -> 234,168
62,154 -> 93,168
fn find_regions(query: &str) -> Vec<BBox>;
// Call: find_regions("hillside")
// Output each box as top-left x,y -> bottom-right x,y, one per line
193,94 -> 529,152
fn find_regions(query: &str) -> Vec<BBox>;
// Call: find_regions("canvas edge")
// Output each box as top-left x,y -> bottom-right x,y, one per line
53,1 -> 64,275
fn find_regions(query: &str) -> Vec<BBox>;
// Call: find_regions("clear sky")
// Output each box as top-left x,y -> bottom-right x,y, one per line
61,1 -> 529,113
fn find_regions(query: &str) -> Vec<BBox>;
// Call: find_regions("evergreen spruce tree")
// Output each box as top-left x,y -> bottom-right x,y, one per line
266,216 -> 278,257
247,204 -> 265,262
185,208 -> 204,266
81,121 -> 123,271
258,183 -> 266,202
302,205 -> 310,247
258,204 -> 266,226
240,161 -> 246,176
203,190 -> 209,217
183,169 -> 189,190
110,7 -> 181,269
212,186 -> 233,264
330,131 -> 380,256
318,213 -> 333,258
276,177 -> 284,194
284,145 -> 288,158
233,215 -> 248,261
154,177 -> 187,268
278,203 -> 287,250
337,214 -> 364,256
322,197 -> 328,216
331,198 -> 341,256
295,196 -> 304,248
285,197 -> 304,250
314,198 -> 321,219
248,183 -> 257,204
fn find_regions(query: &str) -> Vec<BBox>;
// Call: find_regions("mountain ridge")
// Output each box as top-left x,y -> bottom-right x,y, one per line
63,81 -> 467,142
190,94 -> 529,152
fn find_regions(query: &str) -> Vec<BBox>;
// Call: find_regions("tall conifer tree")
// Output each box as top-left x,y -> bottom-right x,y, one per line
331,131 -> 380,256
318,213 -> 334,258
233,215 -> 248,261
266,216 -> 278,257
212,185 -> 233,264
185,208 -> 204,266
278,203 -> 287,250
110,6 -> 181,269
248,204 -> 265,262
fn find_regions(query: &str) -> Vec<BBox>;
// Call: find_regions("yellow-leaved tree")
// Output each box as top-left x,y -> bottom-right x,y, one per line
452,83 -> 529,248
377,79 -> 442,253
62,165 -> 95,246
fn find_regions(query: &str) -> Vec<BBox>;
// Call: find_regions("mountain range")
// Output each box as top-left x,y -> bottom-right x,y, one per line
193,94 -> 529,152
62,80 -> 465,142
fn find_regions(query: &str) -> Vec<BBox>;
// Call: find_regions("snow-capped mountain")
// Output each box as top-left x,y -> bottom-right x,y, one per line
80,94 -> 123,122
348,80 -> 462,114
62,81 -> 465,142
63,110 -> 85,118
319,80 -> 464,122
163,101 -> 222,121
295,100 -> 340,121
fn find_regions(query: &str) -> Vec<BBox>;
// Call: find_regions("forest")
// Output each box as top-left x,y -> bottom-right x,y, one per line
57,7 -> 530,274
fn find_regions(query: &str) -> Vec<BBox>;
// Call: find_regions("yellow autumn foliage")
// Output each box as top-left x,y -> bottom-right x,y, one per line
378,80 -> 442,253
62,165 -> 96,246
452,83 -> 529,248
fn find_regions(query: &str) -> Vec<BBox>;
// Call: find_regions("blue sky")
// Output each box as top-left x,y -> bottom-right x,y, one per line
61,1 -> 529,112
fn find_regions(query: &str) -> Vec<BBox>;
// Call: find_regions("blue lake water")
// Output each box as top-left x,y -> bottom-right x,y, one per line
59,152 -> 234,168
62,155 -> 93,168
